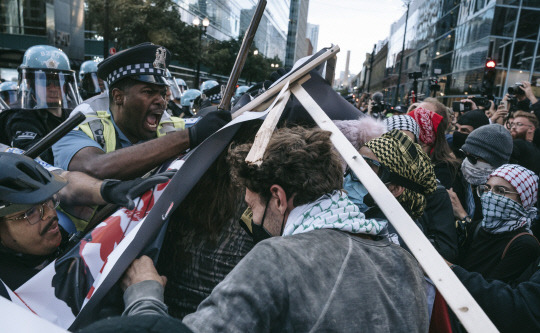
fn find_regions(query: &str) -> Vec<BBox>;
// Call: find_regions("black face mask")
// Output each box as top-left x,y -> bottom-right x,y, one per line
452,131 -> 468,157
243,197 -> 287,244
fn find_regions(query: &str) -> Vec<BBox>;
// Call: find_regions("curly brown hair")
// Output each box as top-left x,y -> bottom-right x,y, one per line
228,127 -> 343,207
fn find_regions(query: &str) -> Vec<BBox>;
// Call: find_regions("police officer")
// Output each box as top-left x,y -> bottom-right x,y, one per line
164,69 -> 183,117
0,45 -> 82,164
79,60 -> 108,100
0,152 -> 172,291
0,81 -> 19,108
53,43 -> 231,180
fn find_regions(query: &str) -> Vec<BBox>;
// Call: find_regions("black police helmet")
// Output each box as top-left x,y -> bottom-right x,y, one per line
0,153 -> 67,217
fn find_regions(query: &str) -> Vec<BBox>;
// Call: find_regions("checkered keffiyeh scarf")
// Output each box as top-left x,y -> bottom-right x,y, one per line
481,192 -> 536,234
384,115 -> 420,141
282,191 -> 386,237
489,164 -> 539,210
407,107 -> 443,146
365,130 -> 437,219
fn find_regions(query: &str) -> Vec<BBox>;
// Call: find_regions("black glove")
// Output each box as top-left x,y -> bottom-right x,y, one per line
100,171 -> 176,210
188,111 -> 231,148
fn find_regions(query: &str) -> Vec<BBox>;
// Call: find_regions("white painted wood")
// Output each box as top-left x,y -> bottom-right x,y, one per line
290,83 -> 498,333
245,83 -> 291,166
0,296 -> 68,333
232,45 -> 340,119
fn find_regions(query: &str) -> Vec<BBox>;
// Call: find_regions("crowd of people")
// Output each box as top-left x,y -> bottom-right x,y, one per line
0,42 -> 540,332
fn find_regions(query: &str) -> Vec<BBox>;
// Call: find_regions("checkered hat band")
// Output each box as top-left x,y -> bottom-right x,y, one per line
107,63 -> 165,84
384,115 -> 420,141
489,164 -> 539,210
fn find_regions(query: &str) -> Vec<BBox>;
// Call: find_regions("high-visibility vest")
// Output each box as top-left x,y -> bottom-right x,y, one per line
78,110 -> 185,153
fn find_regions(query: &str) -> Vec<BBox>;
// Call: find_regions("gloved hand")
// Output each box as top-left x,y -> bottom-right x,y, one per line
100,171 -> 176,210
188,111 -> 231,148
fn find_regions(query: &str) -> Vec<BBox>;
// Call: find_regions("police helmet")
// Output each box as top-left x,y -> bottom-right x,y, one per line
79,60 -> 108,100
18,45 -> 82,110
0,153 -> 67,217
200,80 -> 218,94
164,69 -> 182,101
0,81 -> 18,108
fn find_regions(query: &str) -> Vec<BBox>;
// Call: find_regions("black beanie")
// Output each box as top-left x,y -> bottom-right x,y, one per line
457,110 -> 489,129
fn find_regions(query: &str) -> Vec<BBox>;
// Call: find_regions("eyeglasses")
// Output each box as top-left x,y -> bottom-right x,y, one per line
459,149 -> 480,164
345,156 -> 391,184
5,196 -> 59,225
477,184 -> 519,197
510,122 -> 533,129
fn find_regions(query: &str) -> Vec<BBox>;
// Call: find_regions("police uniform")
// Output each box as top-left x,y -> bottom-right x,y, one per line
53,43 -> 185,170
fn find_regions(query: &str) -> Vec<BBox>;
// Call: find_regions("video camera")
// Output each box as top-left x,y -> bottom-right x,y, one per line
470,96 -> 492,109
507,83 -> 525,96
452,101 -> 472,113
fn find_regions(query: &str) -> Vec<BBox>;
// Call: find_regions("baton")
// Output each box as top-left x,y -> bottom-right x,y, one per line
24,111 -> 86,159
218,0 -> 267,112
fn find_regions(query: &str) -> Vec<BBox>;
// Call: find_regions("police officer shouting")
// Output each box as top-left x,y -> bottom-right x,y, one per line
53,43 -> 230,180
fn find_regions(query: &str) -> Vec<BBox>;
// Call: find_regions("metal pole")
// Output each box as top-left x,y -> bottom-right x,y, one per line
367,44 -> 376,92
394,1 -> 410,106
528,23 -> 540,83
103,0 -> 109,59
502,0 -> 523,95
195,26 -> 202,89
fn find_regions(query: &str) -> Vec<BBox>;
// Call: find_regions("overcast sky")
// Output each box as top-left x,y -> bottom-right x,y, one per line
307,0 -> 405,76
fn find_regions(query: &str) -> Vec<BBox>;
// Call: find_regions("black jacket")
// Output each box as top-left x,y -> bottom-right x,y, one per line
454,259 -> 540,333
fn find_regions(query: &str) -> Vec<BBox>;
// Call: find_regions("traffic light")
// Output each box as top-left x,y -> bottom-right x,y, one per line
482,58 -> 496,95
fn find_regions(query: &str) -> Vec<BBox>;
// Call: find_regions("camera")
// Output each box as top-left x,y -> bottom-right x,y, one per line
452,101 -> 472,113
507,83 -> 525,96
470,96 -> 492,109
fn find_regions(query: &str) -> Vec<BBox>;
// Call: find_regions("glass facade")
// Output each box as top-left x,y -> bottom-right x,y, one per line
369,0 -> 540,105
174,0 -> 289,61
0,0 -> 47,35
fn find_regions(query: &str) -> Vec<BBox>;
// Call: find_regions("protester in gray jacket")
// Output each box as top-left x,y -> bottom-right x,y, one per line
121,126 -> 429,332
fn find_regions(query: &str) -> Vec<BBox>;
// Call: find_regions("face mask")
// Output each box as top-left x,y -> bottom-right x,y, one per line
481,191 -> 531,233
344,174 -> 373,212
452,131 -> 468,157
461,158 -> 494,186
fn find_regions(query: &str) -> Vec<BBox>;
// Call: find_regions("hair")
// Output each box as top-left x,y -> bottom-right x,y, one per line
513,111 -> 538,128
422,98 -> 461,175
108,77 -> 139,104
228,127 -> 343,207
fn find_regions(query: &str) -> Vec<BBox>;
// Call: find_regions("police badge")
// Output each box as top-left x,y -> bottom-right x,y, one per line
153,47 -> 167,69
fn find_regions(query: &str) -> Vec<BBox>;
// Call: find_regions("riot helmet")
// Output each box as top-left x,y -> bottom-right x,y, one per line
0,81 -> 18,108
175,78 -> 187,95
200,80 -> 218,94
164,69 -> 182,102
18,45 -> 82,110
79,60 -> 108,100
0,153 -> 66,218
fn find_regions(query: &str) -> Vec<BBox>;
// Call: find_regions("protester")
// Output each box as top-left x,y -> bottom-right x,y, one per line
156,121 -> 260,318
384,114 -> 420,142
459,164 -> 540,283
53,43 -> 230,180
448,124 -> 514,223
120,126 -> 429,332
452,109 -> 490,156
0,45 -> 82,164
510,111 -> 538,144
0,152 -> 171,290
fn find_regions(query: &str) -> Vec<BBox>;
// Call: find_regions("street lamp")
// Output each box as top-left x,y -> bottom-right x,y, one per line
253,49 -> 259,55
193,17 -> 210,88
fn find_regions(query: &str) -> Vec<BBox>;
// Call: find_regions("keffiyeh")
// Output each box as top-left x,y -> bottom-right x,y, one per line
407,107 -> 443,146
365,130 -> 437,219
489,164 -> 538,210
282,191 -> 386,237
384,115 -> 420,142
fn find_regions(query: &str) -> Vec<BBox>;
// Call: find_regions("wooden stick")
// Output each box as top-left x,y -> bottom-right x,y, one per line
245,82 -> 291,166
325,55 -> 337,86
232,45 -> 340,119
289,83 -> 498,333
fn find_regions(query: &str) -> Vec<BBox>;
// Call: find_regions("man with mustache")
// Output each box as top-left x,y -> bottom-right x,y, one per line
53,43 -> 230,180
0,152 -> 171,291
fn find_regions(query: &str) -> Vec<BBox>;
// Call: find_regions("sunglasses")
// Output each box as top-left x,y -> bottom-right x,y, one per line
459,149 -> 481,164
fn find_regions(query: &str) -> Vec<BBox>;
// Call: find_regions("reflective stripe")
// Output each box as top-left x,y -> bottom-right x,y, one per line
157,116 -> 185,137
